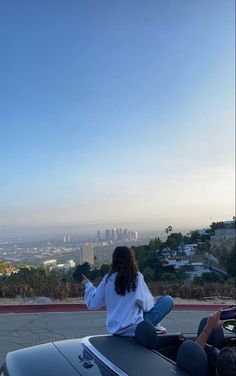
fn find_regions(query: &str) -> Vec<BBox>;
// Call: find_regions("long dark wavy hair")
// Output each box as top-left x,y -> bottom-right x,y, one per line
109,246 -> 138,296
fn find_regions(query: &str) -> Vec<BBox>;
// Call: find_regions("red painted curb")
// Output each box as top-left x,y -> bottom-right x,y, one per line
0,303 -> 232,314
0,304 -> 89,314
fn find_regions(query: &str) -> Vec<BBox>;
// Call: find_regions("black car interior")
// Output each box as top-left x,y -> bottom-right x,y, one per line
133,318 -> 236,376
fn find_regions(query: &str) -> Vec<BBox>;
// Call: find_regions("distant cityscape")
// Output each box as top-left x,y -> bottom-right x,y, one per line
0,227 -> 143,274
0,221 -> 235,282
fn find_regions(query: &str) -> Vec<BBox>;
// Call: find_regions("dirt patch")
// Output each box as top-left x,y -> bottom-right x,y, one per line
173,297 -> 235,306
0,297 -> 84,305
0,296 -> 235,306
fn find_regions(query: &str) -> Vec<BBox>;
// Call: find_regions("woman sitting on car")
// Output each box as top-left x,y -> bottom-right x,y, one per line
82,246 -> 174,337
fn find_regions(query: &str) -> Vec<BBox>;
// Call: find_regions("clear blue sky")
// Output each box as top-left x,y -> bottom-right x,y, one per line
0,0 -> 235,230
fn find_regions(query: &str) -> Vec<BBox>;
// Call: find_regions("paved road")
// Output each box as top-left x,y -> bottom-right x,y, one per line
0,310 -> 216,365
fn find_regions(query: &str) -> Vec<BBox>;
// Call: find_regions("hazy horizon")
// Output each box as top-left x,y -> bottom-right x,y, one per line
0,1 -> 235,229
0,215 -> 232,240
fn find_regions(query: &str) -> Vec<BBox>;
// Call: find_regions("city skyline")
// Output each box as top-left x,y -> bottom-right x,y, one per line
0,1 -> 235,229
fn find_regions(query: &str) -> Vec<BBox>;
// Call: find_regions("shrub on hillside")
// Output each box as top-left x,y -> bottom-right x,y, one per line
148,281 -> 236,300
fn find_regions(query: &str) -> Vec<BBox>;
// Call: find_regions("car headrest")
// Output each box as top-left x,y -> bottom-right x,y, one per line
197,317 -> 224,348
177,340 -> 208,376
134,320 -> 157,349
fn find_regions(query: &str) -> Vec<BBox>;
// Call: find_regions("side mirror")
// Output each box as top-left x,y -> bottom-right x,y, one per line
223,320 -> 236,333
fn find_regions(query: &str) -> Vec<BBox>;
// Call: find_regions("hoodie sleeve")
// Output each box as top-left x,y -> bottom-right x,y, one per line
135,272 -> 154,312
84,276 -> 106,310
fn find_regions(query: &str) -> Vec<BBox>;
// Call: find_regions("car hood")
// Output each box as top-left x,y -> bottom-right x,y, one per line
4,341 -> 80,376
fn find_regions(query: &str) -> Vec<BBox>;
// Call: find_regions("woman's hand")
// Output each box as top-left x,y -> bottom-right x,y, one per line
81,274 -> 90,286
197,309 -> 223,347
205,309 -> 223,332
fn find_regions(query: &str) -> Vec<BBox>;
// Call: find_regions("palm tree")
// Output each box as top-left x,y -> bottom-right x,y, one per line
165,225 -> 173,236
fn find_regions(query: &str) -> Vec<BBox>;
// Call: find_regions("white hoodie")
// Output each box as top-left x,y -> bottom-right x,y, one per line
84,272 -> 154,336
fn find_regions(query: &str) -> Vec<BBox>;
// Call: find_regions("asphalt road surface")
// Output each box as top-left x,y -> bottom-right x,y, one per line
0,310 -> 216,365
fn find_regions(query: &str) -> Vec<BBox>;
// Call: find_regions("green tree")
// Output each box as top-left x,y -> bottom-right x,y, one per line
99,264 -> 110,277
89,268 -> 100,281
220,246 -> 236,277
175,265 -> 193,280
133,244 -> 163,280
7,268 -> 48,290
200,234 -> 211,242
73,262 -> 91,282
143,267 -> 154,282
165,225 -> 173,236
183,235 -> 191,244
160,273 -> 177,282
148,239 -> 156,250
165,233 -> 183,250
210,222 -> 226,232
190,230 -> 201,243
133,245 -> 154,271
149,237 -> 162,250
197,240 -> 210,255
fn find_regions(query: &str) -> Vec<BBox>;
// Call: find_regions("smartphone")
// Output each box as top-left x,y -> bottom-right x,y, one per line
220,309 -> 236,320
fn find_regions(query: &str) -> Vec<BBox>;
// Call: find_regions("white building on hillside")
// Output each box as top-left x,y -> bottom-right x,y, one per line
186,262 -> 227,281
65,260 -> 76,270
183,244 -> 198,256
43,259 -> 57,268
163,257 -> 190,269
211,228 -> 235,243
56,263 -> 65,269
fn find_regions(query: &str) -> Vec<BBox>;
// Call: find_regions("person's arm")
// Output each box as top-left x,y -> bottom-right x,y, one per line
135,273 -> 154,312
82,274 -> 106,310
196,310 -> 223,348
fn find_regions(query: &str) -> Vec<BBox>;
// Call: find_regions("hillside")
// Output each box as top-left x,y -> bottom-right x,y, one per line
210,238 -> 235,257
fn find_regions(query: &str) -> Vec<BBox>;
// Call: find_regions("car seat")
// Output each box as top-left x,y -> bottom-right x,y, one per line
134,320 -> 157,349
134,319 -> 184,363
176,340 -> 208,376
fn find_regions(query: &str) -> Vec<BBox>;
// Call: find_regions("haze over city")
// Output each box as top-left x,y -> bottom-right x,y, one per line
0,1 -> 235,235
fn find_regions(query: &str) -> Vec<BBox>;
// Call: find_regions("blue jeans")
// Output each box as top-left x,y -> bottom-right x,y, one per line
143,295 -> 174,326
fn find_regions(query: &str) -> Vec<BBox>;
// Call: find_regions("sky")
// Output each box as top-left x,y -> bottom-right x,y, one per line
0,0 -> 235,232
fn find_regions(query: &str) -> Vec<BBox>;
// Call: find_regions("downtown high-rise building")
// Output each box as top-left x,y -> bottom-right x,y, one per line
63,235 -> 71,243
123,229 -> 128,239
79,244 -> 94,265
99,228 -> 140,242
111,228 -> 118,242
105,229 -> 111,241
97,230 -> 102,242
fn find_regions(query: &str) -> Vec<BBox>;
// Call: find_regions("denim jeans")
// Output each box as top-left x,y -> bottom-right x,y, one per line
143,295 -> 174,326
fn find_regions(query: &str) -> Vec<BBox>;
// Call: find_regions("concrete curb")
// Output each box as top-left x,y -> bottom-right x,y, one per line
0,303 -> 232,314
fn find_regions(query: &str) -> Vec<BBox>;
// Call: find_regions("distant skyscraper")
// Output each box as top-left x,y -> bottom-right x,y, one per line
118,228 -> 122,240
63,235 -> 71,243
97,230 -> 102,242
80,244 -> 94,265
111,228 -> 118,242
103,227 -> 139,243
123,229 -> 128,240
105,229 -> 111,241
128,231 -> 135,241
